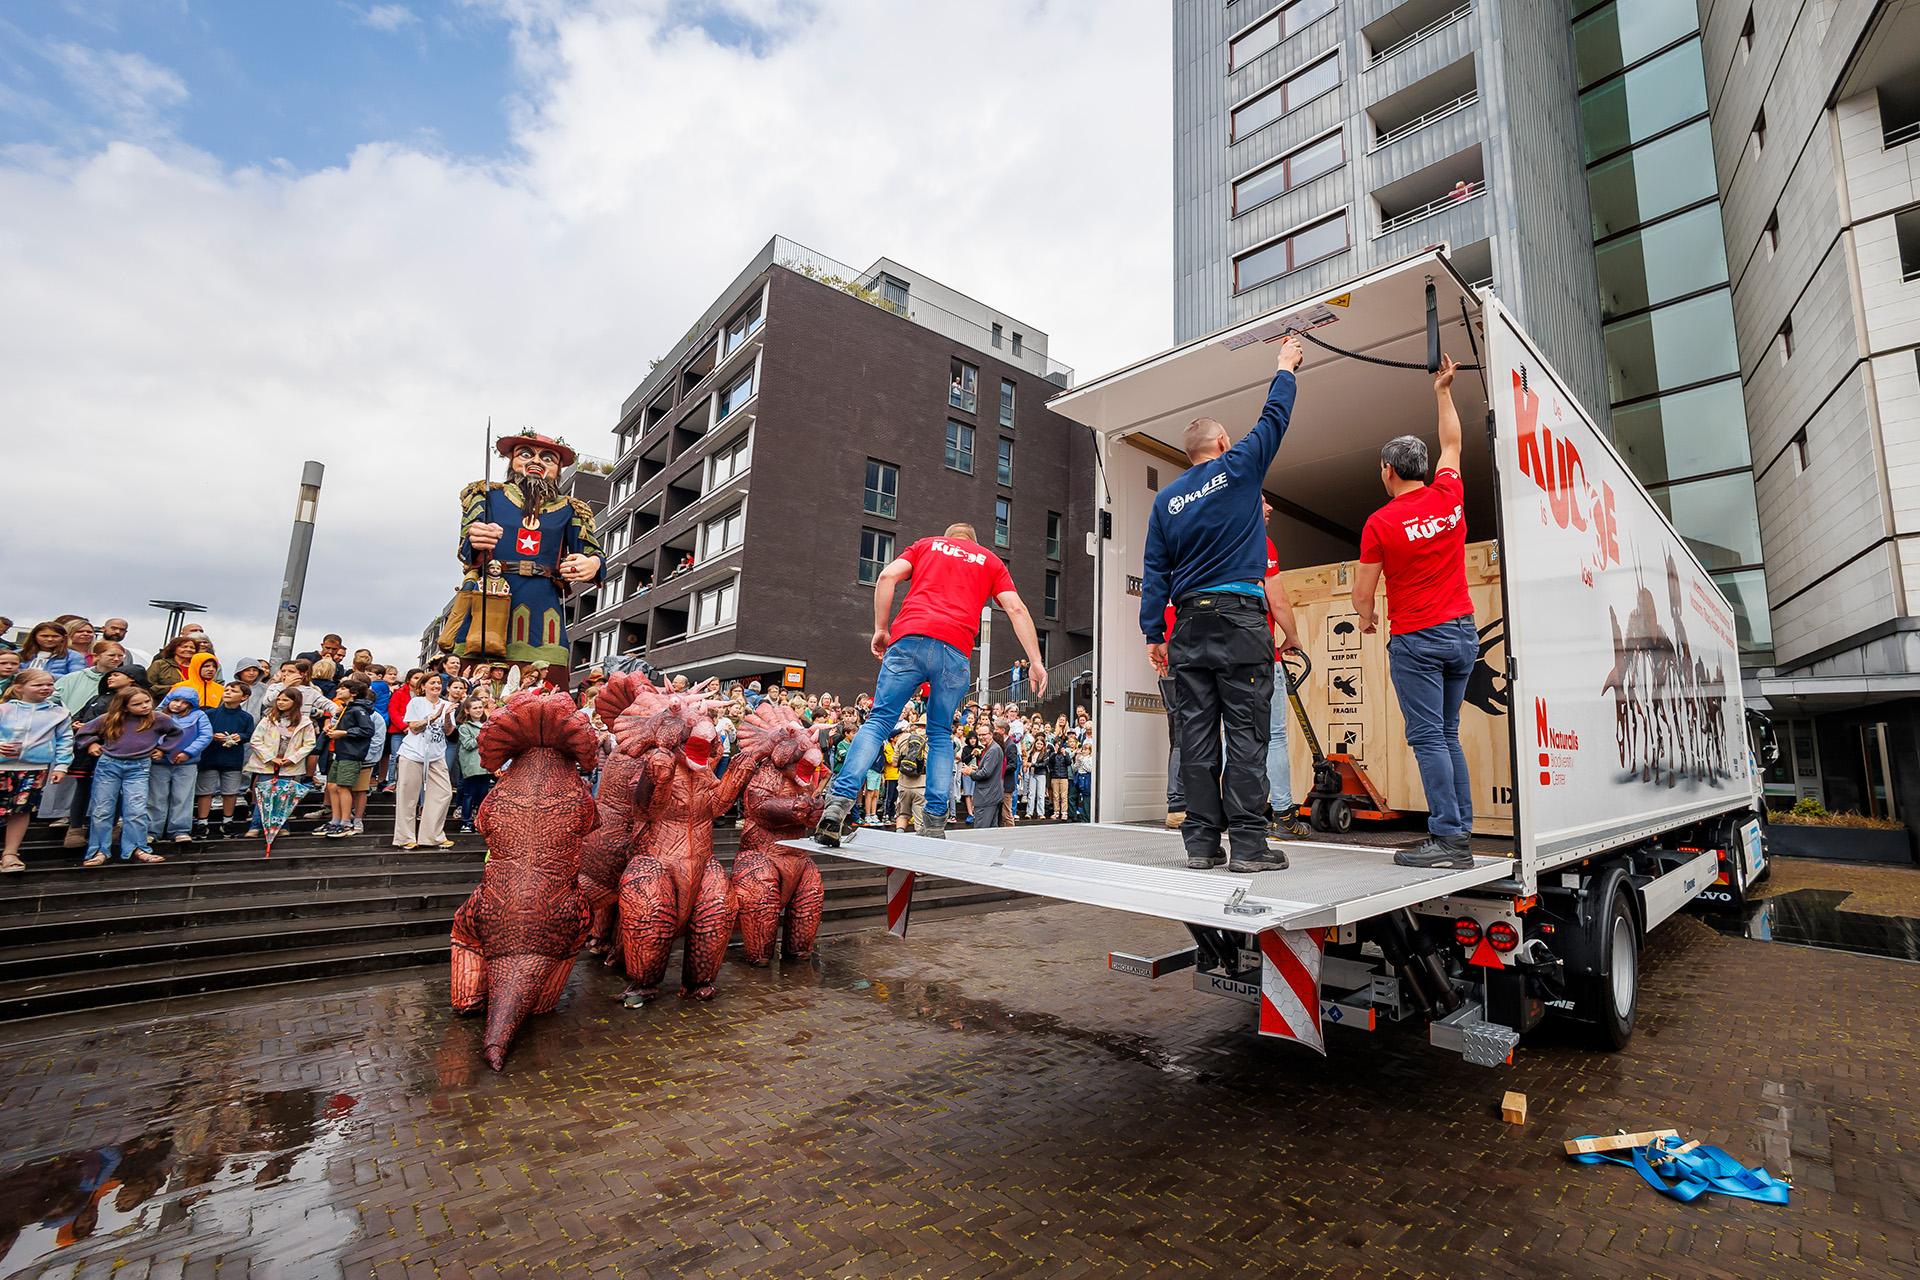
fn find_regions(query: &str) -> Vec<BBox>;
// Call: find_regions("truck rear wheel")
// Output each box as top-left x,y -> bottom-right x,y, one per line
1575,882 -> 1639,1051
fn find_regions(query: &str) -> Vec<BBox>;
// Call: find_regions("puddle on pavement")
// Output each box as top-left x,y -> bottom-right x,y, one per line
1706,888 -> 1920,963
0,1086 -> 361,1278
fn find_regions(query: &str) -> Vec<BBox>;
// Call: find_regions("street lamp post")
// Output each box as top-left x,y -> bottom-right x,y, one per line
148,599 -> 207,642
269,461 -> 325,669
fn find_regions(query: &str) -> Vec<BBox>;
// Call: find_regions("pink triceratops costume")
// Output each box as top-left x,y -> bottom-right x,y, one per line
612,679 -> 766,1005
731,703 -> 829,965
449,689 -> 600,1070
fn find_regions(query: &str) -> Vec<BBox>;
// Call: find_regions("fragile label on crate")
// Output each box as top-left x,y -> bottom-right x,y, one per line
1329,724 -> 1364,760
1328,667 -> 1363,711
1328,613 -> 1362,653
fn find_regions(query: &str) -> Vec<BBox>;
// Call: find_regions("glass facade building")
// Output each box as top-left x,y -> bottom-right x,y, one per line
1573,0 -> 1772,661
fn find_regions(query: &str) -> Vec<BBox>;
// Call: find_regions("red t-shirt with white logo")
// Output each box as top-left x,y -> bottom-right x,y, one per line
891,537 -> 1017,653
1358,469 -> 1472,636
1166,537 -> 1286,659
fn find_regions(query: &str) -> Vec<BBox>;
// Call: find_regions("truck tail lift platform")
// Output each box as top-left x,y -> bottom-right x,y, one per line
786,248 -> 1771,1067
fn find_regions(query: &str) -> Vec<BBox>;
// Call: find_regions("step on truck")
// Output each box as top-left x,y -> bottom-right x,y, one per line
789,249 -> 1770,1064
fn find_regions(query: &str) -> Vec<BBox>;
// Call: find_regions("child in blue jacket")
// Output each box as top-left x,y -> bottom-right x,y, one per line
1,668 -> 74,872
148,686 -> 212,843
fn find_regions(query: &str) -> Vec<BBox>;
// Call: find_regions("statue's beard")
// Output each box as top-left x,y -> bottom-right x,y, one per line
517,471 -> 560,511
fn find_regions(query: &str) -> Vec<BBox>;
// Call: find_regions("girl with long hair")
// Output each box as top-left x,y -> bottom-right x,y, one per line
245,689 -> 316,852
75,686 -> 184,865
19,621 -> 84,677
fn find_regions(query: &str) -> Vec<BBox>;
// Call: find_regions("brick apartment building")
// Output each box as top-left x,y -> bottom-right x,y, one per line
571,236 -> 1095,701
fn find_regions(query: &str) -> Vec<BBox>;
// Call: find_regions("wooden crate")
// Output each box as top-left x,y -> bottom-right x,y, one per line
1276,541 -> 1513,836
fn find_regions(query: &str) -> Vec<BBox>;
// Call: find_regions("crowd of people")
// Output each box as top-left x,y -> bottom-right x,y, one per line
0,609 -> 1093,874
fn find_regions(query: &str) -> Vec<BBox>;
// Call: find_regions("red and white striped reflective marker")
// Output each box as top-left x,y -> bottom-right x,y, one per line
1257,927 -> 1326,1055
885,868 -> 916,938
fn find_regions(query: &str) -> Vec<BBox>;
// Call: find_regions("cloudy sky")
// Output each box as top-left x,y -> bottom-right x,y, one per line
1,0 -> 1172,667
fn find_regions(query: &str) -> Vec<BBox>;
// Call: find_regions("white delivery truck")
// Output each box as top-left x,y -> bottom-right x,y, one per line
791,249 -> 1770,1065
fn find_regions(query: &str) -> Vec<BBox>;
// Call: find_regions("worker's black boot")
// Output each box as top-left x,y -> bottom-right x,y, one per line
1187,847 -> 1225,870
1394,838 -> 1473,870
917,812 -> 947,840
1229,843 -> 1289,873
813,796 -> 857,848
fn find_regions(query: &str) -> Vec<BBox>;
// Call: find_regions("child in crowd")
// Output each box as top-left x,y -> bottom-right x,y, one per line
196,681 -> 255,839
321,676 -> 376,838
0,668 -> 74,873
76,687 -> 184,865
147,688 -> 212,844
454,698 -> 493,834
245,689 -> 316,843
0,650 -> 18,698
176,653 -> 223,708
19,621 -> 84,676
354,703 -> 386,833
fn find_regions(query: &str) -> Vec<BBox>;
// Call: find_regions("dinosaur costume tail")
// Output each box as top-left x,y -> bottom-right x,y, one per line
482,953 -> 572,1070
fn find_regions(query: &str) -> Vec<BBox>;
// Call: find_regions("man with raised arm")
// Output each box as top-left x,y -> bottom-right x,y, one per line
1142,335 -> 1304,874
1352,355 -> 1478,870
814,522 -> 1047,846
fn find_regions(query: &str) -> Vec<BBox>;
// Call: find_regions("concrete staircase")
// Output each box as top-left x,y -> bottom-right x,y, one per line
0,791 -> 1028,1023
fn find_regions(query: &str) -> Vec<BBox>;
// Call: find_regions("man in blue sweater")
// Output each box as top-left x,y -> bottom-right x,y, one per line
1142,335 -> 1304,872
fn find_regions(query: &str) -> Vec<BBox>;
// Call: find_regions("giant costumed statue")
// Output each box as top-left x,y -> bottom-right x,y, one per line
577,672 -> 650,961
449,431 -> 603,685
731,702 -> 830,966
610,679 -> 769,1006
448,689 -> 600,1070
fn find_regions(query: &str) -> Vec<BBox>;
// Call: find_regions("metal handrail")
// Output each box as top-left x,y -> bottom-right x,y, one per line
1378,180 -> 1486,236
1371,89 -> 1478,149
1887,118 -> 1920,148
1368,3 -> 1471,67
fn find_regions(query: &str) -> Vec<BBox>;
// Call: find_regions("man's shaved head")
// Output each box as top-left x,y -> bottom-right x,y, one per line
944,522 -> 977,541
1184,417 -> 1229,462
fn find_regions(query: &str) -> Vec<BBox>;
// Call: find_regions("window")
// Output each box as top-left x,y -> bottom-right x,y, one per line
1585,119 -> 1716,238
1776,316 -> 1794,363
1791,430 -> 1809,475
707,432 -> 751,490
864,459 -> 898,518
1650,472 -> 1764,570
1764,208 -> 1780,258
1046,510 -> 1063,559
1227,0 -> 1337,72
994,498 -> 1011,549
701,504 -> 745,558
1573,0 -> 1698,90
1233,131 -> 1344,215
1044,570 -> 1059,619
1594,205 -> 1729,320
1602,290 -> 1739,402
1579,40 -> 1707,162
723,294 -> 764,356
997,438 -> 1014,486
1231,52 -> 1339,143
694,580 -> 737,633
1712,568 -> 1772,654
992,322 -> 1003,348
1233,211 -> 1350,292
945,420 -> 975,473
603,518 -> 630,556
718,365 -> 755,420
1751,108 -> 1767,158
610,467 -> 638,505
1739,8 -> 1755,59
1896,208 -> 1920,281
950,359 -> 979,413
1011,332 -> 1024,356
859,528 -> 894,585
1611,380 -> 1751,485
1000,378 -> 1016,426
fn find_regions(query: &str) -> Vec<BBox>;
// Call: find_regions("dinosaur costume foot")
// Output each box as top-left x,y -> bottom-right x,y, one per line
621,984 -> 660,1007
680,983 -> 717,1000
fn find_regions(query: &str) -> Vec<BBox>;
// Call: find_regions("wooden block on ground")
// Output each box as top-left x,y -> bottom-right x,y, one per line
1564,1128 -> 1678,1156
1501,1091 -> 1527,1125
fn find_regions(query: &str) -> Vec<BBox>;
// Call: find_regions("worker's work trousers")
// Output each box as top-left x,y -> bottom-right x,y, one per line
1170,592 -> 1273,861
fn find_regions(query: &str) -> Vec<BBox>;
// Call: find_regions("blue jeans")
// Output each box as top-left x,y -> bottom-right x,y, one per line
829,635 -> 970,818
90,755 -> 151,858
1387,615 -> 1479,841
147,761 -> 198,837
1268,660 -> 1294,812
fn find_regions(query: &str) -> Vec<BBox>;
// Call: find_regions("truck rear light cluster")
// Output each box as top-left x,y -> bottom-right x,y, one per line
1454,918 -> 1482,947
1486,921 -> 1520,953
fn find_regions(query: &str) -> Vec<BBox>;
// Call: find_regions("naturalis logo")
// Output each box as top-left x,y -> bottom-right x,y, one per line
1167,473 -> 1228,515
1534,698 -> 1579,750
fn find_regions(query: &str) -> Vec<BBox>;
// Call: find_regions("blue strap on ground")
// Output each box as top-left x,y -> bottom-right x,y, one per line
1569,1135 -> 1791,1205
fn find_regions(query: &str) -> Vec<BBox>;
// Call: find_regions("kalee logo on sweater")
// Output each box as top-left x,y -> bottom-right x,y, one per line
1167,472 -> 1227,515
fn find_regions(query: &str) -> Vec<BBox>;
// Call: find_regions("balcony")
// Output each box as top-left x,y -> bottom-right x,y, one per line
1367,55 -> 1477,151
1374,146 -> 1487,236
1365,0 -> 1471,69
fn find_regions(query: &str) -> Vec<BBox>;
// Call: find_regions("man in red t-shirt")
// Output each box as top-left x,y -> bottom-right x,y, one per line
1353,357 -> 1478,870
815,522 -> 1047,845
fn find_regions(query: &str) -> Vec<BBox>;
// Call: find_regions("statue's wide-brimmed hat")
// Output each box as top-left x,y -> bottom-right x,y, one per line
496,431 -> 577,468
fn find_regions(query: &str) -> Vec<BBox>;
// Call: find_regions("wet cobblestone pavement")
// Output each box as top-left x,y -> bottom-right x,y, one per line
2,858 -> 1918,1279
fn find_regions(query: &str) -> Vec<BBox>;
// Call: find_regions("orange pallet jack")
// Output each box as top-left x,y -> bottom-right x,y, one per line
1280,651 -> 1400,833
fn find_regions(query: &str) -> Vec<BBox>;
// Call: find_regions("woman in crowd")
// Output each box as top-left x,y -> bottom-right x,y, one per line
145,635 -> 196,696
0,668 -> 74,873
245,689 -> 316,847
64,620 -> 97,664
395,672 -> 455,850
76,686 -> 183,866
19,621 -> 85,677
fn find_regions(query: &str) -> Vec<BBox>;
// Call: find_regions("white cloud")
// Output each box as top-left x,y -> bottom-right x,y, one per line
0,0 -> 1171,670
356,4 -> 420,32
43,42 -> 187,138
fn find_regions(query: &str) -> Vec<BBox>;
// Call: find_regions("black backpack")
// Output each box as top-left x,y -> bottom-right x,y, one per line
897,732 -> 927,777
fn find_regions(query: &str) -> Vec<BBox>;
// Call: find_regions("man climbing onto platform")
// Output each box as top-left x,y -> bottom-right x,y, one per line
1352,355 -> 1477,870
814,523 -> 1047,846
1142,334 -> 1304,874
